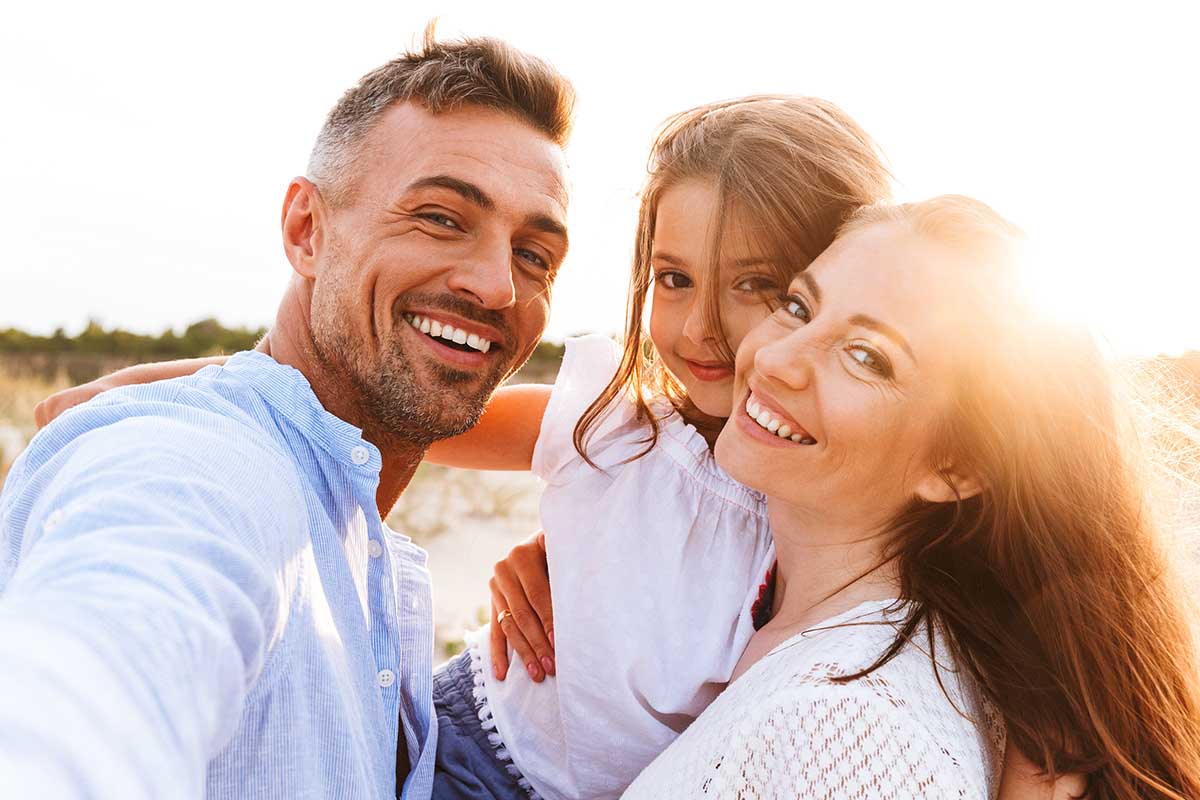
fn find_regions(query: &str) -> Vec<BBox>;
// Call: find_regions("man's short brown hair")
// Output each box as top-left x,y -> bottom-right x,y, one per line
308,23 -> 576,205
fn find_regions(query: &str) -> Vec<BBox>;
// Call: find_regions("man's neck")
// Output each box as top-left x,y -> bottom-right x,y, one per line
259,289 -> 426,518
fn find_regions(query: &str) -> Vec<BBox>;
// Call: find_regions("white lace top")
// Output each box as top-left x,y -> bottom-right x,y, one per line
622,600 -> 1006,800
468,335 -> 776,800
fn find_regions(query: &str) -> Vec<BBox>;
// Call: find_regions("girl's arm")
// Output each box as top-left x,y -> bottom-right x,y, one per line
424,384 -> 551,471
35,356 -> 228,428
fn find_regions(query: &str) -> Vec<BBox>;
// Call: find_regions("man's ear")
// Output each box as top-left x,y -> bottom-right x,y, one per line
915,464 -> 984,504
281,177 -> 325,279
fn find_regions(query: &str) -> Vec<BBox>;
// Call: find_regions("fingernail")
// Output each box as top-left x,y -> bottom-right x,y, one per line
526,662 -> 539,680
542,656 -> 555,676
495,665 -> 505,681
548,631 -> 555,648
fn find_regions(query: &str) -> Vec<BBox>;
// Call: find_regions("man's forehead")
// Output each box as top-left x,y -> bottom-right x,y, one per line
368,102 -> 569,210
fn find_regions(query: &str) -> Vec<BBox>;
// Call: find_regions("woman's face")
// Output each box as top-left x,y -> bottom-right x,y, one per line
715,221 -> 972,526
648,179 -> 781,419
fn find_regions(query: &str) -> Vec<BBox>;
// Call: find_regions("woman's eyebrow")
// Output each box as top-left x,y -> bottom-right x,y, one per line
849,313 -> 917,363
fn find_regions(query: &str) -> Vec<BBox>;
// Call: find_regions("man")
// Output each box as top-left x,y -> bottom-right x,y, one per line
0,28 -> 573,800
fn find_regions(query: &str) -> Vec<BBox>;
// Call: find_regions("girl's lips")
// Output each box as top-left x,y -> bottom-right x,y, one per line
684,359 -> 734,382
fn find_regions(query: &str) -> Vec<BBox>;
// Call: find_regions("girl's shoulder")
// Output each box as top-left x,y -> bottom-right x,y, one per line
533,335 -> 759,508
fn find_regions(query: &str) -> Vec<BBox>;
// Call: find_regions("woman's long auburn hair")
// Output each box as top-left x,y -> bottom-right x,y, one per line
839,197 -> 1200,799
573,96 -> 891,462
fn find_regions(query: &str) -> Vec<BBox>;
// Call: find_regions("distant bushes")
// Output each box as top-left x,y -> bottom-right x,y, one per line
0,319 -> 568,385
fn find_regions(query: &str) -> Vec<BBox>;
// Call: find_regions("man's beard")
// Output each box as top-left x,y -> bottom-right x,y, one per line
311,288 -> 514,446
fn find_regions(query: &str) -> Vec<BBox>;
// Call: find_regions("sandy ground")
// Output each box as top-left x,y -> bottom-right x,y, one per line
385,464 -> 545,660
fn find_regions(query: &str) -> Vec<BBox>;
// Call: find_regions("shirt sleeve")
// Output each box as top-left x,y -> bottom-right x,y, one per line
0,411 -> 307,799
712,682 -> 981,799
531,334 -> 640,482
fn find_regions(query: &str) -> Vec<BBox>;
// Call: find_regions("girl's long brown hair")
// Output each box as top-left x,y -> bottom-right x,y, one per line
573,96 -> 892,463
840,197 -> 1200,799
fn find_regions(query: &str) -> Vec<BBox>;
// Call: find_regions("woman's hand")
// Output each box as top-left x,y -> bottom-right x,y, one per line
34,356 -> 229,429
489,530 -> 555,683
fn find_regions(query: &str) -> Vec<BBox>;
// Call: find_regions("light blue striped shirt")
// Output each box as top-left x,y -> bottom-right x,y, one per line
0,351 -> 436,799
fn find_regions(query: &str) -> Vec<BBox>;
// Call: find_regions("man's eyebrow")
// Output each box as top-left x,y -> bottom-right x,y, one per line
849,313 -> 917,363
407,175 -> 494,210
526,213 -> 568,242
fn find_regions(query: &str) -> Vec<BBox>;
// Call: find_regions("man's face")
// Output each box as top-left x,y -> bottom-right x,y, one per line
307,102 -> 569,443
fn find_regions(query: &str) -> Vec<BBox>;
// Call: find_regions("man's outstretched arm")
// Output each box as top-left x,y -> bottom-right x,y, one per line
0,412 -> 303,799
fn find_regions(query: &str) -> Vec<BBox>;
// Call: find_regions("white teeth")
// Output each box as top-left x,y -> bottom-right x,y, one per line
405,314 -> 494,353
746,393 -> 814,445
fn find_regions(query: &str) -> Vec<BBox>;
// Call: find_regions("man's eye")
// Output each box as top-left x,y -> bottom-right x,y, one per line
779,294 -> 812,323
515,248 -> 549,270
656,271 -> 693,290
420,213 -> 460,230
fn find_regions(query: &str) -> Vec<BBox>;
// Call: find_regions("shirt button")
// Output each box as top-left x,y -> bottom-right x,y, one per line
377,669 -> 396,688
368,539 -> 383,559
350,446 -> 370,465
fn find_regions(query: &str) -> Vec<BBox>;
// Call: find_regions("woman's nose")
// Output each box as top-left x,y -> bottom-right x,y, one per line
753,332 -> 814,391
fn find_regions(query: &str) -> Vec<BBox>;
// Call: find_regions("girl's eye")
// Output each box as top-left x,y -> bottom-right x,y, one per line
847,344 -> 893,378
515,248 -> 549,271
656,271 -> 693,290
734,276 -> 780,294
779,294 -> 812,323
420,212 -> 461,230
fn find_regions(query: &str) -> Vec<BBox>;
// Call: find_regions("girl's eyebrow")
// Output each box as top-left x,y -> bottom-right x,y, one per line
650,251 -> 686,266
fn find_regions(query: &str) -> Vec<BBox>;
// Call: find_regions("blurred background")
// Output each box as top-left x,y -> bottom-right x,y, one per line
2,0 -> 1197,656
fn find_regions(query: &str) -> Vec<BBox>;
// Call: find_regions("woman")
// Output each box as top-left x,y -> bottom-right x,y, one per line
622,195 -> 1200,798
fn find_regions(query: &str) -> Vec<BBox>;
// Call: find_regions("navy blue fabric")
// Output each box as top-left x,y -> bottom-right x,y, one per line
432,652 -> 529,800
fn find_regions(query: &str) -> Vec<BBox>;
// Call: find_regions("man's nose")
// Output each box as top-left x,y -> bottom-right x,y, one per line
754,332 -> 815,391
448,236 -> 516,310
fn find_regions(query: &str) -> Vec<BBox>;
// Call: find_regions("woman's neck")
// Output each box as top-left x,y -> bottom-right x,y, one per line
764,498 -> 900,633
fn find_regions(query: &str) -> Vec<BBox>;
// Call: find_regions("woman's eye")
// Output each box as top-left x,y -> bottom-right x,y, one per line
780,294 -> 812,323
515,248 -> 549,270
656,271 -> 693,290
847,345 -> 893,378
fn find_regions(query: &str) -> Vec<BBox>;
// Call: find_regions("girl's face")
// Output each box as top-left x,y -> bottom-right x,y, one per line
715,221 -> 972,527
648,179 -> 782,418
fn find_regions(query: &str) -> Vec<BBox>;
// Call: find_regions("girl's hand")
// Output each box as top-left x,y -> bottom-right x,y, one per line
489,530 -> 555,683
34,356 -> 229,429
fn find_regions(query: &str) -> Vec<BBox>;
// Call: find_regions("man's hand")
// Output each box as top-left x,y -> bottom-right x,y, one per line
489,530 -> 555,682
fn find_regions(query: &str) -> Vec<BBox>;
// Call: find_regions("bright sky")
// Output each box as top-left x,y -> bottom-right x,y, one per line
2,1 -> 1196,356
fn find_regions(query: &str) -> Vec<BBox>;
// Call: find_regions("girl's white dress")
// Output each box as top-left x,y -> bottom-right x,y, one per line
622,600 -> 1006,799
466,335 -> 776,799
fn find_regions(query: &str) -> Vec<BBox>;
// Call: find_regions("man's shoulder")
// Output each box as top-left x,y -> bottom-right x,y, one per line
12,367 -> 301,500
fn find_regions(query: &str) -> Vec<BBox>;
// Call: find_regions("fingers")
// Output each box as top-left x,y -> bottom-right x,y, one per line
523,531 -> 554,650
488,596 -> 509,681
34,385 -> 97,429
493,560 -> 554,682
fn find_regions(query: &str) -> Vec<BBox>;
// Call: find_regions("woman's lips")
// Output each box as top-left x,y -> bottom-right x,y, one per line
684,359 -> 734,382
